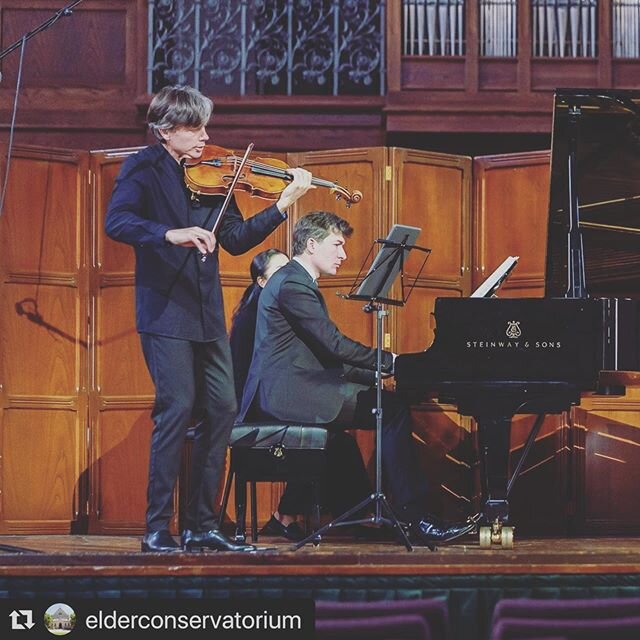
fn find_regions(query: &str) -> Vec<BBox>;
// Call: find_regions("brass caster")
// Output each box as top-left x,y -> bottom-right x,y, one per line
500,526 -> 514,550
479,525 -> 492,549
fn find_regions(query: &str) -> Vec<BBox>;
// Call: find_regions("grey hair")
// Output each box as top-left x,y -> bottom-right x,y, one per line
147,85 -> 213,141
292,211 -> 353,256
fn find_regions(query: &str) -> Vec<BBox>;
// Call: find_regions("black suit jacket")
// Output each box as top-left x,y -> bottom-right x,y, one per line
238,260 -> 394,424
105,144 -> 285,341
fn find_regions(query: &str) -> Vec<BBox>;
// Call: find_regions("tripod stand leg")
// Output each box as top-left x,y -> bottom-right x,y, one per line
293,492 -> 376,550
378,494 -> 414,552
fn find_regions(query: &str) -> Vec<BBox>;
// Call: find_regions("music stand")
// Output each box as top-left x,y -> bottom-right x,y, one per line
294,225 -> 431,552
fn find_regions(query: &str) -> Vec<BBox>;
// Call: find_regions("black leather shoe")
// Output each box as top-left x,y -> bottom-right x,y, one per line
259,515 -> 305,542
141,530 -> 180,552
411,518 -> 476,547
181,528 -> 256,552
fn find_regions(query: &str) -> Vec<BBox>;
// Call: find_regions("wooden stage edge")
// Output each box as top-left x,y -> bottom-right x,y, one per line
1,535 -> 640,577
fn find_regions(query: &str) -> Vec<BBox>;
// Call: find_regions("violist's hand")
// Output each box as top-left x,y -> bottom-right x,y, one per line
165,226 -> 217,255
276,167 -> 315,212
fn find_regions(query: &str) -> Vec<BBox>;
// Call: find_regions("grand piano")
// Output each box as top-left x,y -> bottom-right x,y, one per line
394,89 -> 640,548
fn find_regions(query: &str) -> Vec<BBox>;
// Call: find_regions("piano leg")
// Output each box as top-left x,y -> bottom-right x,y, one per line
476,415 -> 514,549
477,415 -> 511,524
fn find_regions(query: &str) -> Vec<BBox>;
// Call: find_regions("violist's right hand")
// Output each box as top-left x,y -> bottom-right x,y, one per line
165,226 -> 217,255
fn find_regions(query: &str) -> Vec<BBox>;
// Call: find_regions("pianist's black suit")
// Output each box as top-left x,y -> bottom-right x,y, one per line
239,259 -> 429,517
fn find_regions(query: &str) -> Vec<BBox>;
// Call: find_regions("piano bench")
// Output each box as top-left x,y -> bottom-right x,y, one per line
219,422 -> 329,543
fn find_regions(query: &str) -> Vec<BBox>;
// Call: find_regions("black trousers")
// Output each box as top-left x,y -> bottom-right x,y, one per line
140,333 -> 237,533
276,430 -> 373,517
275,387 -> 429,519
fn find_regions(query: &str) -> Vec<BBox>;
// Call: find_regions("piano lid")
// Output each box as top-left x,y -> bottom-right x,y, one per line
545,89 -> 640,298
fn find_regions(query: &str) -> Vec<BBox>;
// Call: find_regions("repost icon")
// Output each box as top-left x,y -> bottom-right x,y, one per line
10,609 -> 35,630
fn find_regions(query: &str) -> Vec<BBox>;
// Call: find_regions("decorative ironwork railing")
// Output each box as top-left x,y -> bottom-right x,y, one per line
148,0 -> 385,96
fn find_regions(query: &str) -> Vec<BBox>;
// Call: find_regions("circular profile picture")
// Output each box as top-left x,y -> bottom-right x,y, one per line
44,603 -> 76,635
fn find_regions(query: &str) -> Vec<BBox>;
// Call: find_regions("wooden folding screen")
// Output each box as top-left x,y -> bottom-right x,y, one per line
3,143 -> 639,535
0,146 -> 89,533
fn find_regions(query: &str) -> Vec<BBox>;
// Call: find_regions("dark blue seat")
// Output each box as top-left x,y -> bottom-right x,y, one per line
219,422 -> 329,542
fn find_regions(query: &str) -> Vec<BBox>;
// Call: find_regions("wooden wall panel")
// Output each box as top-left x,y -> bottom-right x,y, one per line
91,408 -> 152,532
2,157 -> 81,272
396,287 -> 462,355
0,1 -> 147,150
1,4 -> 126,87
390,148 -> 473,289
0,145 -> 88,533
2,283 -> 80,395
472,151 -> 551,292
91,149 -> 152,533
2,408 -> 80,530
575,393 -> 640,534
96,285 -> 151,397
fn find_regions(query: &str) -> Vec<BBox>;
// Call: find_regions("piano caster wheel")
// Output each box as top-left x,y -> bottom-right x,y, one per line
500,526 -> 514,550
479,523 -> 514,549
479,526 -> 492,549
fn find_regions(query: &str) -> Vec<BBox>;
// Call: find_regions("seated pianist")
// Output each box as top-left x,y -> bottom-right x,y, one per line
229,248 -> 373,541
238,211 -> 475,547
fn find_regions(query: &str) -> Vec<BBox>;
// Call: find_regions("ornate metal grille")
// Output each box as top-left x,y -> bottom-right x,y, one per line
148,0 -> 385,96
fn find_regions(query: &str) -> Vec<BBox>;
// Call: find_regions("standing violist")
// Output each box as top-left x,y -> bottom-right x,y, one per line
105,84 -> 313,552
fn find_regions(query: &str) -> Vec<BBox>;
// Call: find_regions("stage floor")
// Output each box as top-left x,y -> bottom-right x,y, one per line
3,533 -> 640,640
2,533 -> 640,577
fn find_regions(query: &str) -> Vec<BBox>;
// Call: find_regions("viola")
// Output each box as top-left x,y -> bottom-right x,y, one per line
183,144 -> 362,207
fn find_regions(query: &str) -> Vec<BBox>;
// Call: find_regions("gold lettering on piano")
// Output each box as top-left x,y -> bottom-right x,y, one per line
465,339 -> 562,350
463,320 -> 564,350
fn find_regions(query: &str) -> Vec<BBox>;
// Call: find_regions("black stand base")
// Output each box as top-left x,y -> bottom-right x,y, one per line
293,492 -> 417,552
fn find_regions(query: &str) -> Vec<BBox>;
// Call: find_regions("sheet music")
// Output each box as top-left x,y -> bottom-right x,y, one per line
470,256 -> 519,298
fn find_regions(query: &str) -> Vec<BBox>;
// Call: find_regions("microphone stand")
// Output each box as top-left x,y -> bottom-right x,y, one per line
0,0 -> 85,65
0,1 -> 84,554
0,1 -> 86,218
